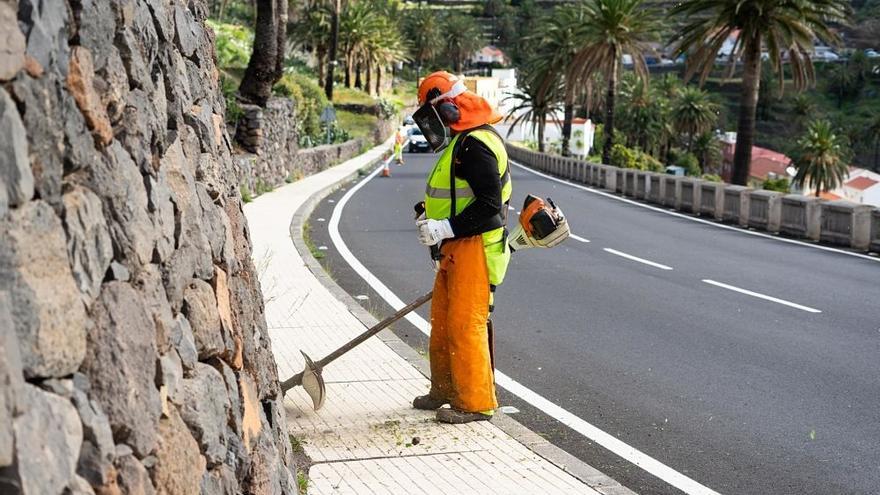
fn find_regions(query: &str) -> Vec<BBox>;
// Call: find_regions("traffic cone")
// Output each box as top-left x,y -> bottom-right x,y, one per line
381,162 -> 391,177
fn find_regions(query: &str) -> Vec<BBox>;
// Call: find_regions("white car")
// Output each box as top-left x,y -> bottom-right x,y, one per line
866,49 -> 880,59
813,49 -> 839,61
407,127 -> 430,153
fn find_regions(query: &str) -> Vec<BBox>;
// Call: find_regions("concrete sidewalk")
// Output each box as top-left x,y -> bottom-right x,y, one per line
244,141 -> 634,494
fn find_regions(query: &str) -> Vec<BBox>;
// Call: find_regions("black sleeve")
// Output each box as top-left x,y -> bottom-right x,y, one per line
448,136 -> 504,238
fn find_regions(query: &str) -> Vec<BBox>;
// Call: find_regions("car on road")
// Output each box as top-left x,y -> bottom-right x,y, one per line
403,115 -> 415,126
407,127 -> 430,153
866,49 -> 880,58
813,47 -> 840,61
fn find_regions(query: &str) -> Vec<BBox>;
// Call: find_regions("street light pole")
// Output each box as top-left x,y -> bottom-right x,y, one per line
324,0 -> 340,101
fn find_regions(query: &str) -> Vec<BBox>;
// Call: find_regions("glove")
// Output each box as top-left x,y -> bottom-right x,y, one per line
416,218 -> 454,246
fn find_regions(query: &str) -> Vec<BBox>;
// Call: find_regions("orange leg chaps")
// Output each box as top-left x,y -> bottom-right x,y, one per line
428,236 -> 497,413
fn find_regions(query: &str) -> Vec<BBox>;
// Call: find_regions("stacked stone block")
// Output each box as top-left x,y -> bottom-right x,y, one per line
0,0 -> 295,493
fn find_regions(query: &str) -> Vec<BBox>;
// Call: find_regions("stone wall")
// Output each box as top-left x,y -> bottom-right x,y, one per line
0,0 -> 295,494
231,96 -> 399,193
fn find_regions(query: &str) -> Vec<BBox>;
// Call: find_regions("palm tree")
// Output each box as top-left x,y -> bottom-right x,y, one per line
403,7 -> 442,83
239,0 -> 288,106
672,86 -> 719,152
692,131 -> 722,173
526,4 -> 589,156
442,13 -> 483,73
569,0 -> 660,165
618,74 -> 668,156
504,73 -> 562,153
793,120 -> 849,198
671,0 -> 850,186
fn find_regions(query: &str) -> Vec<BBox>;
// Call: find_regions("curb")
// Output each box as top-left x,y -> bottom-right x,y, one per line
287,153 -> 638,495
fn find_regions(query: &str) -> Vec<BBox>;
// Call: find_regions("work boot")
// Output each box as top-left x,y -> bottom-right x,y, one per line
436,408 -> 492,424
412,394 -> 447,410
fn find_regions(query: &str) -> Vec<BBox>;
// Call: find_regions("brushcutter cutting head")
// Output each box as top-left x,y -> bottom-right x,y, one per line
508,195 -> 570,251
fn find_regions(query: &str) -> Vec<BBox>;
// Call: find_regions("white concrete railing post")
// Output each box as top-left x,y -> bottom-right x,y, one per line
678,178 -> 702,214
820,200 -> 874,250
780,195 -> 821,241
871,209 -> 880,253
722,185 -> 752,227
747,190 -> 783,233
699,181 -> 725,220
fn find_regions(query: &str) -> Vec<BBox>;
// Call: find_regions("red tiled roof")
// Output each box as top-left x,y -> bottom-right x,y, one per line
845,176 -> 878,191
819,191 -> 842,200
748,147 -> 792,180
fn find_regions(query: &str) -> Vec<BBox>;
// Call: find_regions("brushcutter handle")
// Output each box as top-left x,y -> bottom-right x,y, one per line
414,202 -> 441,261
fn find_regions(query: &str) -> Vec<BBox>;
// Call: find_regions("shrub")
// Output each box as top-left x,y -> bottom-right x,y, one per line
701,173 -> 723,183
763,177 -> 790,192
670,149 -> 702,176
207,21 -> 253,69
610,143 -> 638,169
610,144 -> 664,171
274,72 -> 329,145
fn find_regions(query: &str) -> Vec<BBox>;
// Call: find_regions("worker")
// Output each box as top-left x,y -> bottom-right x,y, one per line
394,127 -> 406,164
412,71 -> 511,424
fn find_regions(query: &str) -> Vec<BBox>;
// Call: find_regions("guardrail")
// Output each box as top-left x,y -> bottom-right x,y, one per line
506,144 -> 880,252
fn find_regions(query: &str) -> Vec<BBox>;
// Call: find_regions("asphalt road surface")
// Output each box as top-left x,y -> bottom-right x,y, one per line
306,151 -> 880,495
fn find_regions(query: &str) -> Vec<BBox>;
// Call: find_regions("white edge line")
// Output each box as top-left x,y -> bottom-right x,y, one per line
604,248 -> 673,270
702,279 -> 822,313
569,234 -> 591,243
327,163 -> 723,495
511,161 -> 880,264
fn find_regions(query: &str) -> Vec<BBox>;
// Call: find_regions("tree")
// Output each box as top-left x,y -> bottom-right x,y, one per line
692,131 -> 722,173
793,120 -> 850,197
442,13 -> 483,73
569,0 -> 660,165
403,7 -> 442,79
617,74 -> 669,156
503,72 -> 562,152
671,86 -> 719,152
526,4 -> 589,156
671,0 -> 850,186
239,0 -> 288,106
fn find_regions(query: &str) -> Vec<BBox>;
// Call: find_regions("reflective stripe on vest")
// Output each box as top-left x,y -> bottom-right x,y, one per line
424,129 -> 512,286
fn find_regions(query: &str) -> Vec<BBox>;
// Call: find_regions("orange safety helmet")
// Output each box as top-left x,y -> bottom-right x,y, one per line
417,71 -> 503,133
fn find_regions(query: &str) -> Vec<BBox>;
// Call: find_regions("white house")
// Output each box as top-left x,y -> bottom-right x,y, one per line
472,46 -> 507,65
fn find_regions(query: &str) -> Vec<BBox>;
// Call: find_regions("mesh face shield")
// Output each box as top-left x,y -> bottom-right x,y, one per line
412,103 -> 450,153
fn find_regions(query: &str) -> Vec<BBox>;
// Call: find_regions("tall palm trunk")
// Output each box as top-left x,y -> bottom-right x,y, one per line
602,51 -> 618,165
355,62 -> 362,89
324,0 -> 340,100
239,0 -> 287,106
365,61 -> 372,96
561,83 -> 574,157
345,56 -> 352,88
538,117 -> 546,153
732,38 -> 762,185
376,66 -> 383,96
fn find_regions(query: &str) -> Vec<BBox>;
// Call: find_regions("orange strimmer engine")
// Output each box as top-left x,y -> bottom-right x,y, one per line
508,195 -> 570,251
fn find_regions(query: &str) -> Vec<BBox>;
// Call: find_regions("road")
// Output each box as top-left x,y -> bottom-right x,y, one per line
305,151 -> 880,495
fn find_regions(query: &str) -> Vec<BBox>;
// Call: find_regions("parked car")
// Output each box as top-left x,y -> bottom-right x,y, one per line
407,127 -> 430,153
813,48 -> 839,61
866,49 -> 880,59
403,115 -> 415,126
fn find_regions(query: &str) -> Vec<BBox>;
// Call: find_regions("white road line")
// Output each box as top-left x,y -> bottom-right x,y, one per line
702,279 -> 822,313
327,164 -> 722,495
569,234 -> 591,243
604,248 -> 673,270
511,161 -> 880,264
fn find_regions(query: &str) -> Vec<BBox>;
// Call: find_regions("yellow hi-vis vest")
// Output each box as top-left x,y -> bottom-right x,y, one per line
425,129 -> 512,286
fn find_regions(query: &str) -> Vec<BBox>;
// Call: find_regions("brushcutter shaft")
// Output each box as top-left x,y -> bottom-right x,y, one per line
281,290 -> 433,393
